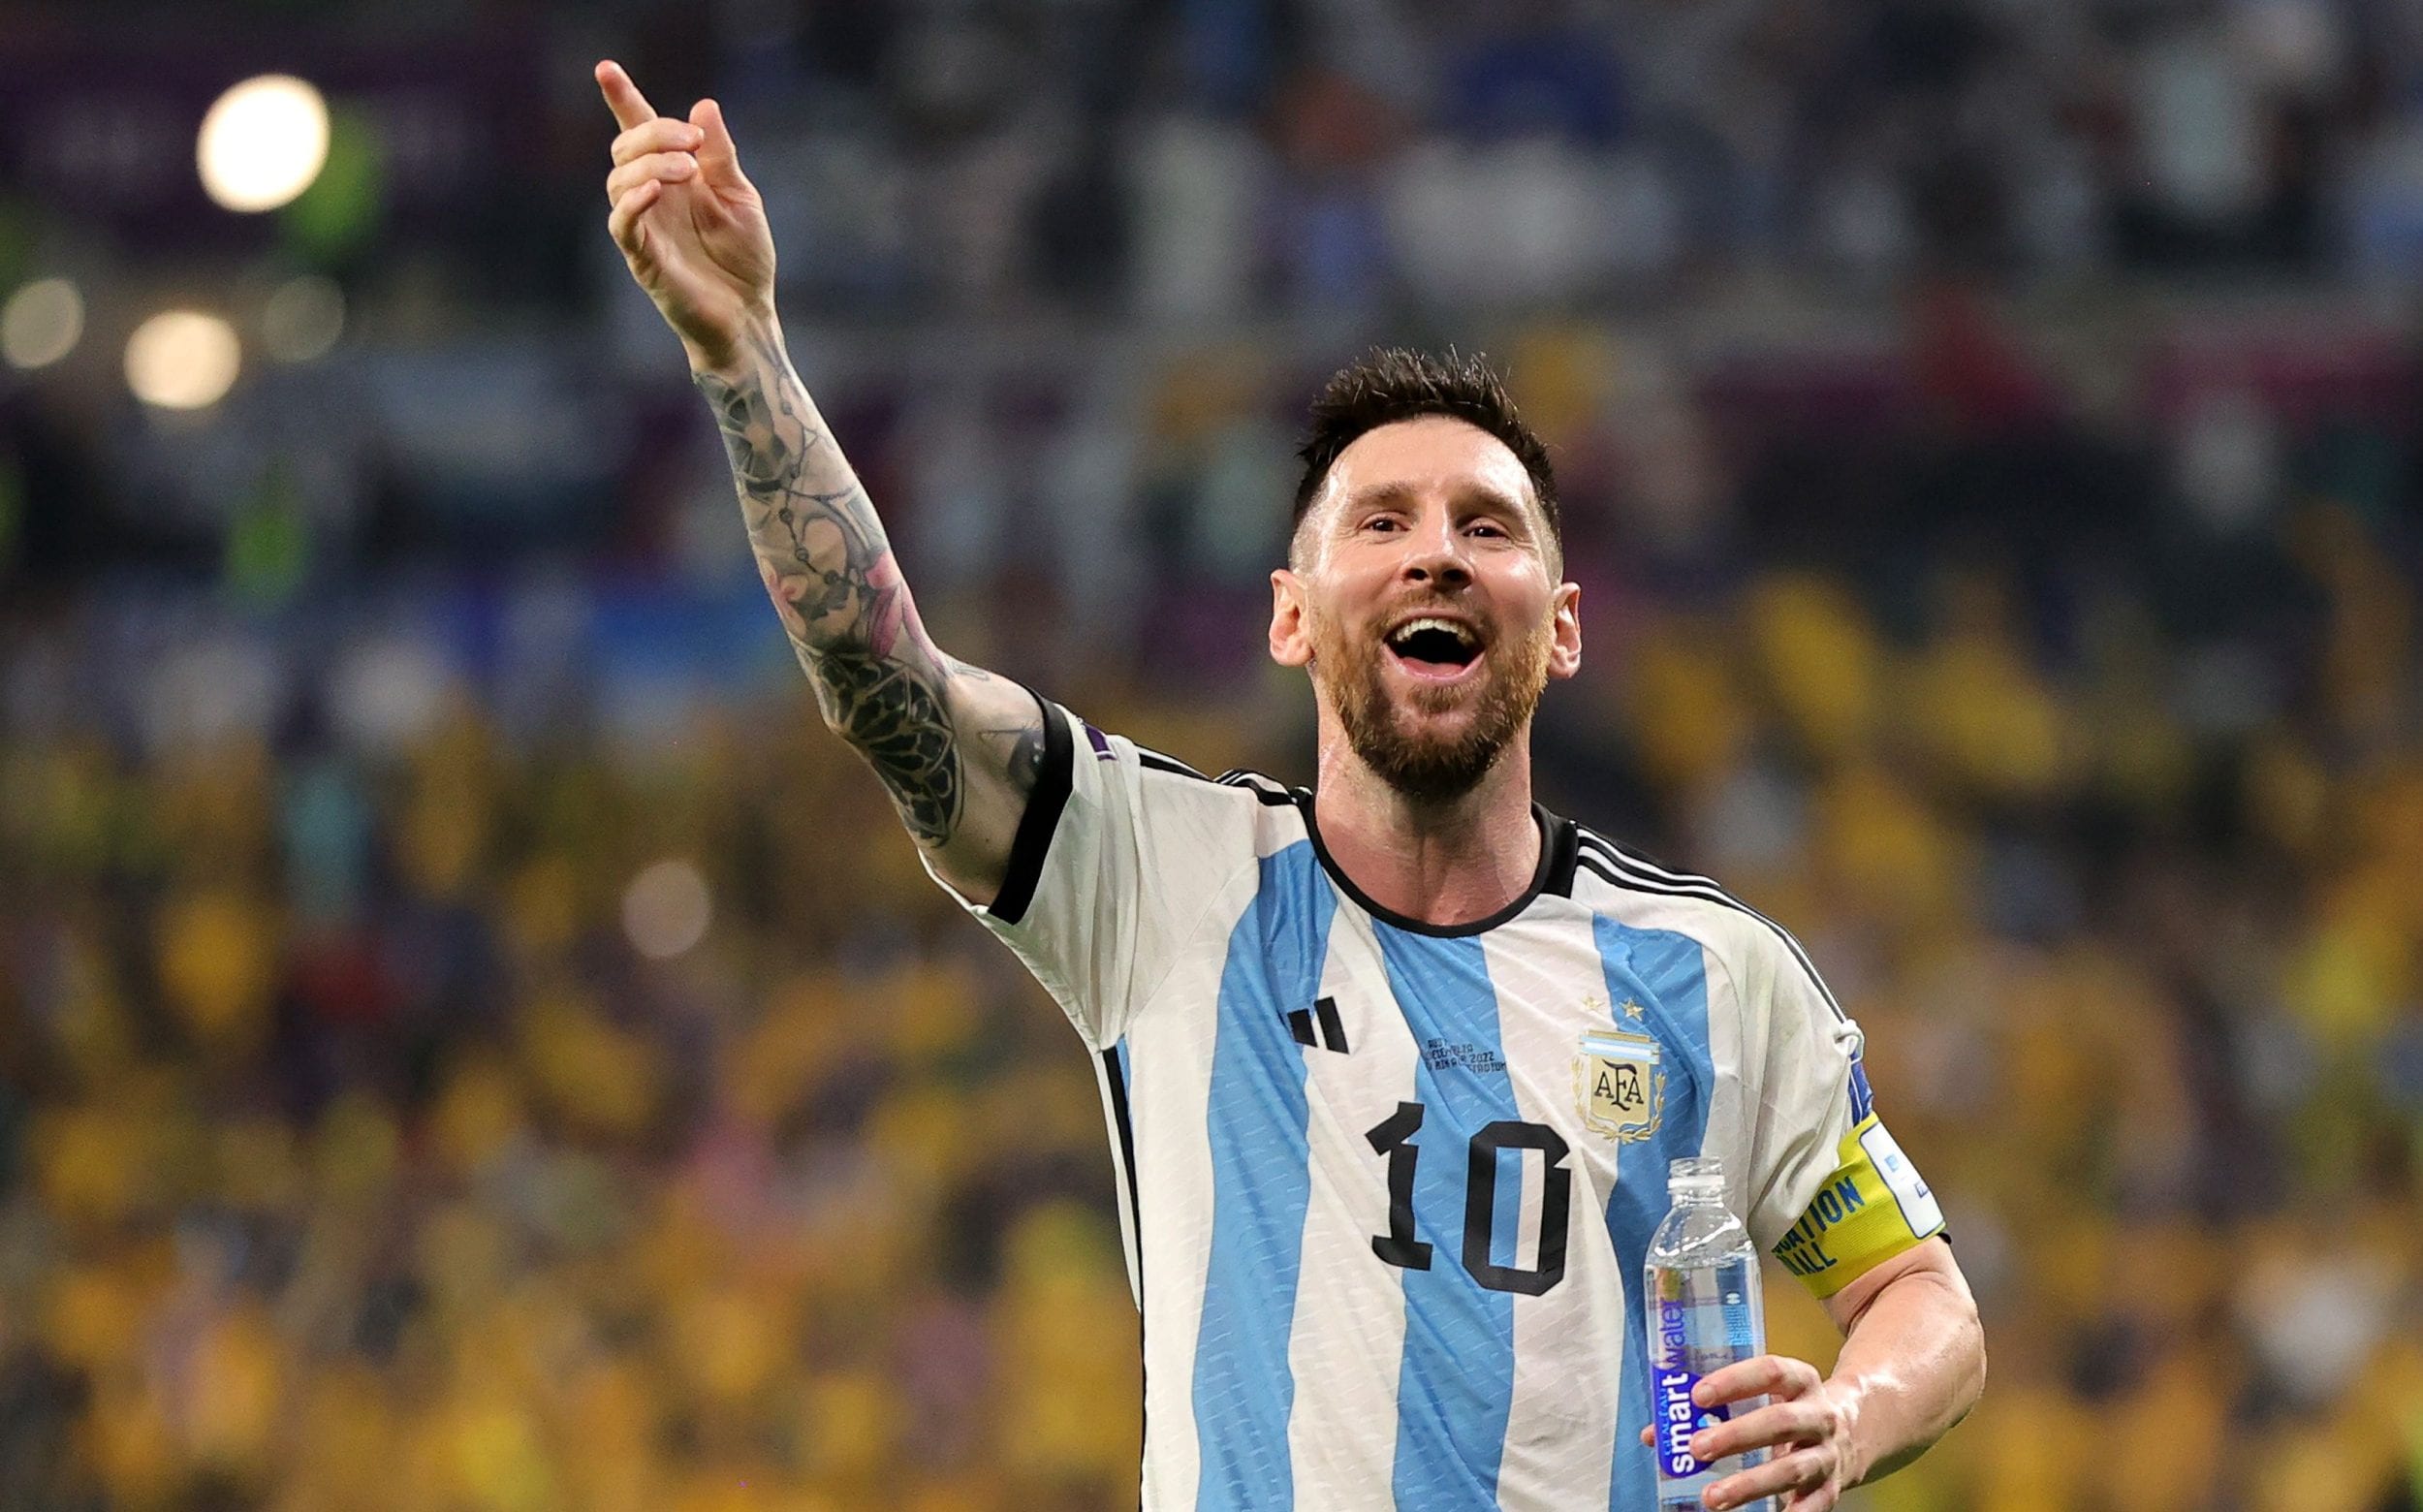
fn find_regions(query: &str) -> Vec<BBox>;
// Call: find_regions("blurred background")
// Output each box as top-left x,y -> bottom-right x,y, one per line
4,0 -> 2423,1508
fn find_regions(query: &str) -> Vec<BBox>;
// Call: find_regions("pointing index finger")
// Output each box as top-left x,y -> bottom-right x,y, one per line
595,60 -> 658,130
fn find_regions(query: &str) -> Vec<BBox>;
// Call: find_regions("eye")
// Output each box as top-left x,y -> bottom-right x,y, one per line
1466,521 -> 1506,539
1363,515 -> 1404,533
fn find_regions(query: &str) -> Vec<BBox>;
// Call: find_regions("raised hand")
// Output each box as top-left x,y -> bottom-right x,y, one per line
596,60 -> 774,370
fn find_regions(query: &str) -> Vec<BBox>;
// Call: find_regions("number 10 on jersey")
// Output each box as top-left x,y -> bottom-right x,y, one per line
1365,1101 -> 1574,1296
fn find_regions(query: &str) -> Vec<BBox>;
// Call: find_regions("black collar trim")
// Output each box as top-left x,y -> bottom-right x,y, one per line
1292,791 -> 1573,938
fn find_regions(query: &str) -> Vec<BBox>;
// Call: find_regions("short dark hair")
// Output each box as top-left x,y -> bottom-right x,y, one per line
1290,347 -> 1559,557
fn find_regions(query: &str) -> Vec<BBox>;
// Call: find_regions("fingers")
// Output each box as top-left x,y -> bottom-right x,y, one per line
606,150 -> 698,205
1688,1396 -> 1835,1465
612,115 -> 703,168
595,59 -> 657,130
1696,1354 -> 1823,1409
690,97 -> 741,175
607,176 -> 663,255
1704,1445 -> 1839,1512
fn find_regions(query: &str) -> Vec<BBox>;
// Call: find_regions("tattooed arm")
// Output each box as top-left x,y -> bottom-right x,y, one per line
693,321 -> 1045,883
597,61 -> 1045,899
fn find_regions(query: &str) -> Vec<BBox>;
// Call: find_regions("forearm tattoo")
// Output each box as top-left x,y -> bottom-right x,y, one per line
696,328 -> 964,843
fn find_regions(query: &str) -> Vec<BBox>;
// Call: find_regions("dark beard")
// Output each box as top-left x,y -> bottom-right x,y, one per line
1316,610 -> 1551,804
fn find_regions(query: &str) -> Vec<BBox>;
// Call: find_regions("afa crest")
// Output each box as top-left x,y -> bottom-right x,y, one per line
1577,1028 -> 1663,1142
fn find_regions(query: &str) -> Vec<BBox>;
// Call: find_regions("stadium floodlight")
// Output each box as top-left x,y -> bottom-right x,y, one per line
197,75 -> 330,213
126,311 -> 242,410
261,275 -> 344,363
622,859 -> 713,960
2,277 -> 83,370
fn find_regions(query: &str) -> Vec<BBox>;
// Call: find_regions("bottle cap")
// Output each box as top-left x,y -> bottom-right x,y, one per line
1667,1155 -> 1724,1194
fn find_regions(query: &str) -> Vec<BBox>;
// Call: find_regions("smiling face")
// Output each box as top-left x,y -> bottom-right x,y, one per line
1272,416 -> 1582,803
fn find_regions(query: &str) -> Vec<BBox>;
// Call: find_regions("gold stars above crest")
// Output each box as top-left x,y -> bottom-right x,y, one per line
1582,992 -> 1649,1023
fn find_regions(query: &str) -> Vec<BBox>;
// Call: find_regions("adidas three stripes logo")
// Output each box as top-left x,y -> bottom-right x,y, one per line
1286,996 -> 1350,1054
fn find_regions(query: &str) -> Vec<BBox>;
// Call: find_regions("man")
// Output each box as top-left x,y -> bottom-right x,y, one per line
595,61 -> 1984,1512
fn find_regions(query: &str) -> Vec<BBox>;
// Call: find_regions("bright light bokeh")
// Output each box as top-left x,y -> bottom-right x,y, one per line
2,278 -> 84,370
262,275 -> 345,363
197,75 -> 330,213
622,860 -> 712,960
125,311 -> 242,410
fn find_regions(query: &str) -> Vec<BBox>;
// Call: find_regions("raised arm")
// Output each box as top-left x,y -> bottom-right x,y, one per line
596,60 -> 1044,903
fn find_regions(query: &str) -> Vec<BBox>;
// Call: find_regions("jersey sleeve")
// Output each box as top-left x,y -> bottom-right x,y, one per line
1739,930 -> 1946,1300
920,692 -> 1251,1051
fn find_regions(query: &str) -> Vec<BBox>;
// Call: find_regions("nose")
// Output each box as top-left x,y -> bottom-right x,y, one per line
1401,513 -> 1472,589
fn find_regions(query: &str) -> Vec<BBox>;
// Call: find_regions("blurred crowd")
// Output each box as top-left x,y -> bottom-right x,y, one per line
708,0 -> 2423,315
18,0 -> 2423,554
4,0 -> 2423,1510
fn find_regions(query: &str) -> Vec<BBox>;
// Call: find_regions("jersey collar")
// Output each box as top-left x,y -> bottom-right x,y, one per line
1293,791 -> 1578,937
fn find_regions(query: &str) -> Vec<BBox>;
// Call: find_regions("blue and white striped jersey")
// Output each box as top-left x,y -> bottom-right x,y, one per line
927,699 -> 1942,1511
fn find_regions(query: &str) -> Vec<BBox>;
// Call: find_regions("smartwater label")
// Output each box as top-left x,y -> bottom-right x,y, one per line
1654,1365 -> 1730,1479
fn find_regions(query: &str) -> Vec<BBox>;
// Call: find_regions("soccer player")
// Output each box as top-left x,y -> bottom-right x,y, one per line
597,61 -> 1985,1511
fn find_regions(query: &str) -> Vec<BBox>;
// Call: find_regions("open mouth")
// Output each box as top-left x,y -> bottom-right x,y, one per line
1385,616 -> 1483,680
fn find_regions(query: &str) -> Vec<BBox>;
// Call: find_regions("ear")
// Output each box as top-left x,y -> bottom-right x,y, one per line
1270,568 -> 1313,668
1546,581 -> 1582,680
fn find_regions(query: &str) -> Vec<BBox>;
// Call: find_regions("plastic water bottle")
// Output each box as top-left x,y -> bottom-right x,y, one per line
1645,1155 -> 1773,1512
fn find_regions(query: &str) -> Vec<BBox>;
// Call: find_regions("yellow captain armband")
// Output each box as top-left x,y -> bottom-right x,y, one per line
1771,1113 -> 1946,1300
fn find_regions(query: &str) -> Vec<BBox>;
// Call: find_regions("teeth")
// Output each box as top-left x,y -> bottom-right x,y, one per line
1391,616 -> 1475,647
